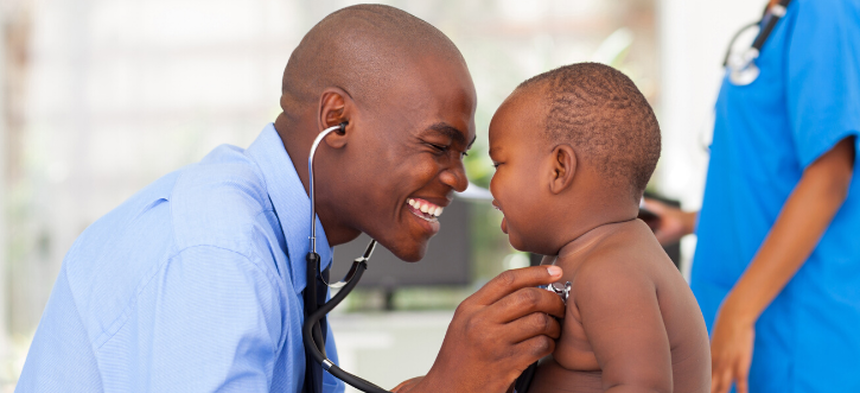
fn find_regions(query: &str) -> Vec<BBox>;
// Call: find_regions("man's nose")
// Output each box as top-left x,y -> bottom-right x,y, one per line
440,159 -> 468,192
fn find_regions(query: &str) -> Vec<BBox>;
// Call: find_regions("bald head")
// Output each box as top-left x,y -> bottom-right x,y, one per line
281,4 -> 467,117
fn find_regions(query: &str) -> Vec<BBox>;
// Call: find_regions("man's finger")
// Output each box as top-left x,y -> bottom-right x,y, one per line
504,335 -> 558,375
487,287 -> 566,324
471,266 -> 564,306
504,310 -> 563,344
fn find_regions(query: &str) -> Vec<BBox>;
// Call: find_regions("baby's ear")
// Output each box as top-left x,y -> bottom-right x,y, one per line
549,144 -> 576,194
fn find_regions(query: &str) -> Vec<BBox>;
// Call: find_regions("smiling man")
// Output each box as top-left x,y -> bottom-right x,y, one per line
17,4 -> 565,393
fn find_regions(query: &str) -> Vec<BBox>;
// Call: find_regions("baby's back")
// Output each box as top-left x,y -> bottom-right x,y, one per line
528,219 -> 710,393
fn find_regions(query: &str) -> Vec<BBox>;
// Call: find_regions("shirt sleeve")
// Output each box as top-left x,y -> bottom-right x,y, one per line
105,245 -> 284,392
787,0 -> 860,168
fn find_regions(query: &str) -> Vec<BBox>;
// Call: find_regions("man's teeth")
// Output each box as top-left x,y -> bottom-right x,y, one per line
407,198 -> 444,217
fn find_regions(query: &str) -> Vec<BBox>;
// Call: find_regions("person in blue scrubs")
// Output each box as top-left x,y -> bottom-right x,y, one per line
645,0 -> 860,392
16,5 -> 566,393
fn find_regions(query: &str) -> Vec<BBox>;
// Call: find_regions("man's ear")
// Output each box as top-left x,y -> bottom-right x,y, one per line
317,87 -> 354,149
549,144 -> 577,194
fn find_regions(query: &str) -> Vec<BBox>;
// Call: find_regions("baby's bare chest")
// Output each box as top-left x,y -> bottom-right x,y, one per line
552,305 -> 600,371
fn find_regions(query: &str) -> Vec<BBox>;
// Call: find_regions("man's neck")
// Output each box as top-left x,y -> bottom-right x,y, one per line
274,112 -> 313,197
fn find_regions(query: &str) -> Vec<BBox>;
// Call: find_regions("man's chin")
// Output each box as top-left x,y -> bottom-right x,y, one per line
365,220 -> 433,262
385,239 -> 429,263
392,247 -> 427,263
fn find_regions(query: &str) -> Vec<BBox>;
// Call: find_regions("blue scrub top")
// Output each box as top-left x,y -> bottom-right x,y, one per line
691,0 -> 860,391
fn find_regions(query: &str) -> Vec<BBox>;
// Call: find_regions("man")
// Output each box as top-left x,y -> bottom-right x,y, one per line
17,4 -> 565,393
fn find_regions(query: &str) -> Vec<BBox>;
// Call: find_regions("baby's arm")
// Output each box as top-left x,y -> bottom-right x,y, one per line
574,261 -> 671,393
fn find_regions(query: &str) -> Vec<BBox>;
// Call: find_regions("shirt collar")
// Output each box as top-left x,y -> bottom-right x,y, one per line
245,123 -> 333,294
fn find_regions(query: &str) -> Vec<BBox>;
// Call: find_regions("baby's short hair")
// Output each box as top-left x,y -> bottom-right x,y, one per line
519,63 -> 660,202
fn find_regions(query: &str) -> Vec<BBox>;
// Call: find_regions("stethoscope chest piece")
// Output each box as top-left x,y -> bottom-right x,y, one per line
728,48 -> 761,86
540,281 -> 572,304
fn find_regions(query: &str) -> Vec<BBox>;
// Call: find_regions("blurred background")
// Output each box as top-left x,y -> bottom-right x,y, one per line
1,0 -> 766,390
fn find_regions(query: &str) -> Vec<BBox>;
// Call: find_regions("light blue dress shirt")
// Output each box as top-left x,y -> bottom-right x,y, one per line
17,124 -> 345,392
692,0 -> 860,391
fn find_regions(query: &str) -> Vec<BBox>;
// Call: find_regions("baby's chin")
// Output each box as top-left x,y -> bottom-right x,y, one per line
507,232 -> 560,256
507,234 -> 540,254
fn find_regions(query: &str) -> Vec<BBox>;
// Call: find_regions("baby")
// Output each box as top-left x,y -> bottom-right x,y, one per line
489,63 -> 710,393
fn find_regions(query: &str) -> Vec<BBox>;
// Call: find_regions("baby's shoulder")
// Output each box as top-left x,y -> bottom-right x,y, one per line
565,244 -> 664,296
591,223 -> 670,269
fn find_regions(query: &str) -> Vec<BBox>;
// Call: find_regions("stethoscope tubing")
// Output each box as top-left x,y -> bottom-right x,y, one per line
307,124 -> 346,254
302,258 -> 390,392
303,122 -> 389,392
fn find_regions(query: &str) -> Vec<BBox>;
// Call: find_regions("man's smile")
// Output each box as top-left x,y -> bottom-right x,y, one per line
407,197 -> 445,222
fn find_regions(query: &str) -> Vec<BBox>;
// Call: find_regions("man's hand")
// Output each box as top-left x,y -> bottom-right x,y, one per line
405,265 -> 565,393
709,298 -> 755,393
641,198 -> 697,246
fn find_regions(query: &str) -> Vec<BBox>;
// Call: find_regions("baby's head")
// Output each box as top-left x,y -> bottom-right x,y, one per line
489,63 -> 660,253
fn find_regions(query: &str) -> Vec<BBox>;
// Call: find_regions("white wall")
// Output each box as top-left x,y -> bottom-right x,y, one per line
657,0 -> 765,277
657,0 -> 764,208
0,5 -> 10,380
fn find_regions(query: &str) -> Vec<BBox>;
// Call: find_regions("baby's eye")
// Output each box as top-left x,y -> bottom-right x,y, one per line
492,162 -> 502,169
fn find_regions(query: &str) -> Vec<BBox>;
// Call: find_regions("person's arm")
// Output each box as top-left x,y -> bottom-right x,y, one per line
640,199 -> 698,246
136,246 -> 283,391
710,137 -> 855,393
399,265 -> 566,393
574,259 -> 673,393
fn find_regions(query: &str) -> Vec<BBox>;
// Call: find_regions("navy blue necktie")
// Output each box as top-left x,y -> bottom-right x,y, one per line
304,265 -> 329,393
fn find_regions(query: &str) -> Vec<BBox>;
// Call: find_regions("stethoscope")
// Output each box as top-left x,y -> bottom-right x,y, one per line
301,122 -> 390,393
723,0 -> 792,86
301,123 -> 573,393
698,0 -> 794,152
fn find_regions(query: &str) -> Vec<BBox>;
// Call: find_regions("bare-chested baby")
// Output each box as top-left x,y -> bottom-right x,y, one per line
489,63 -> 710,393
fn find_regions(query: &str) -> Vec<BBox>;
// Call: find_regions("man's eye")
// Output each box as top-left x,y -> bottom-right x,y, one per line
428,143 -> 449,153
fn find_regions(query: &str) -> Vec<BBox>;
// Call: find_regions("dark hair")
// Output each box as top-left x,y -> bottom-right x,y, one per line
519,62 -> 661,202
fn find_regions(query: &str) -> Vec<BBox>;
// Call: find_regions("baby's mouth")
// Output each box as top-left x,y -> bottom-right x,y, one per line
406,198 -> 444,223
